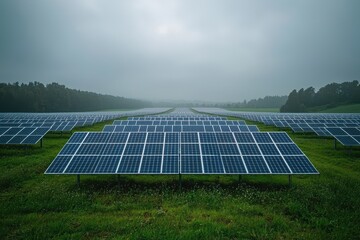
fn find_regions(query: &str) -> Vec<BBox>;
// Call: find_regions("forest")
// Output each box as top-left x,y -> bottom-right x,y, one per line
0,82 -> 151,112
225,95 -> 288,108
280,80 -> 360,112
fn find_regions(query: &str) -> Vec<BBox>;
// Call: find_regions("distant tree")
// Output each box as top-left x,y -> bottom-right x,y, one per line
0,82 -> 151,112
281,80 -> 360,112
280,90 -> 305,112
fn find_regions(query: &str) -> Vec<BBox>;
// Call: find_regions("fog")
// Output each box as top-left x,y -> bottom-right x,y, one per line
0,0 -> 359,102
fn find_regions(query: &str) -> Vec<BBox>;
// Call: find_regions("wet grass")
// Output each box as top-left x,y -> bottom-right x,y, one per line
1,118 -> 360,239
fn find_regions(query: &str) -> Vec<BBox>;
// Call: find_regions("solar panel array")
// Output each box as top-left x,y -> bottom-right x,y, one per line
113,119 -> 247,125
0,127 -> 51,144
102,124 -> 259,133
325,127 -> 360,146
194,108 -> 360,147
0,108 -> 171,132
45,131 -> 318,175
0,108 -> 171,145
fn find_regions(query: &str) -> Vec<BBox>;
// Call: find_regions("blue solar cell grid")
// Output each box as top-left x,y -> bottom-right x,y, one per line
46,126 -> 319,175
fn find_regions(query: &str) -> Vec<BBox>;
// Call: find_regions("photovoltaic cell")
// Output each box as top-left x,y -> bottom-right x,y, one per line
59,144 -> 80,155
144,144 -> 163,155
276,144 -> 303,155
238,144 -> 261,155
162,155 -> 178,173
252,133 -> 272,143
258,144 -> 280,155
124,144 -> 144,155
45,156 -> 72,174
94,156 -> 121,173
221,156 -> 247,173
201,144 -> 220,155
217,144 -> 240,155
140,155 -> 162,173
181,144 -> 200,155
233,133 -> 255,143
181,155 -> 202,173
264,156 -> 291,173
243,156 -> 270,173
102,144 -> 124,155
117,155 -> 141,173
65,156 -> 100,173
202,156 -> 224,173
284,156 -> 318,174
164,144 -> 178,155
68,132 -> 88,143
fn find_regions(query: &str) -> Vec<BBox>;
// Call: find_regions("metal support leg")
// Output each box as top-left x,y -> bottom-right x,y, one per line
117,175 -> 120,184
179,174 -> 182,191
334,139 -> 337,149
288,175 -> 292,187
238,175 -> 242,182
77,175 -> 80,187
40,138 -> 43,148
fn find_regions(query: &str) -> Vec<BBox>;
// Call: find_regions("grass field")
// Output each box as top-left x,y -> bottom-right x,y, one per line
1,118 -> 360,239
318,103 -> 360,113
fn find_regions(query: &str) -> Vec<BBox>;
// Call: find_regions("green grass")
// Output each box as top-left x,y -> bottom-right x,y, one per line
1,118 -> 360,239
226,107 -> 279,112
318,103 -> 360,113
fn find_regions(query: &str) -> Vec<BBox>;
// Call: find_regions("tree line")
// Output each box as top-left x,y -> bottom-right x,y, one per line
0,82 -> 151,112
280,80 -> 360,112
225,95 -> 288,109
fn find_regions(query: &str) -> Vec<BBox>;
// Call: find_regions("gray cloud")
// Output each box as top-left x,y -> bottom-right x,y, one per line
0,0 -> 359,101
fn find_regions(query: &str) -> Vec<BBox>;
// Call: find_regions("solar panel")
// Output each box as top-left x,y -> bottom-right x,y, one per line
181,155 -> 203,174
0,126 -> 50,145
162,155 -> 179,173
258,144 -> 280,155
264,156 -> 291,173
124,144 -> 144,155
202,156 -> 224,173
140,156 -> 162,173
117,155 -> 142,173
94,156 -> 121,173
46,131 -> 318,175
201,144 -> 220,155
144,144 -> 163,155
221,156 -> 247,173
65,156 -> 100,173
324,127 -> 360,146
243,156 -> 270,173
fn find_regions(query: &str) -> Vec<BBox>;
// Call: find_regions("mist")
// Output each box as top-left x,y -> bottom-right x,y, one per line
0,0 -> 359,102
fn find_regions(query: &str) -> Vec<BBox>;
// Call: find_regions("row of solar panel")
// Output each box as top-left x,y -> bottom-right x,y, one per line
325,127 -> 360,146
196,108 -> 360,147
0,127 -> 51,144
0,122 -> 54,128
46,154 -> 316,174
128,117 -> 225,120
272,123 -> 360,146
58,142 -> 305,156
102,125 -> 259,133
46,131 -> 319,174
66,132 -> 292,144
266,119 -> 360,125
0,121 -> 88,132
112,120 -> 246,126
46,132 -> 318,174
194,108 -> 360,122
272,122 -> 359,129
286,124 -> 359,135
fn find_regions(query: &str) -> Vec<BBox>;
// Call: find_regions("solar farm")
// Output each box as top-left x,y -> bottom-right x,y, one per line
1,108 -> 360,239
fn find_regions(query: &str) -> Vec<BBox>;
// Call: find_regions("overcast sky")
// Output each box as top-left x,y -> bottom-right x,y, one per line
0,0 -> 359,102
